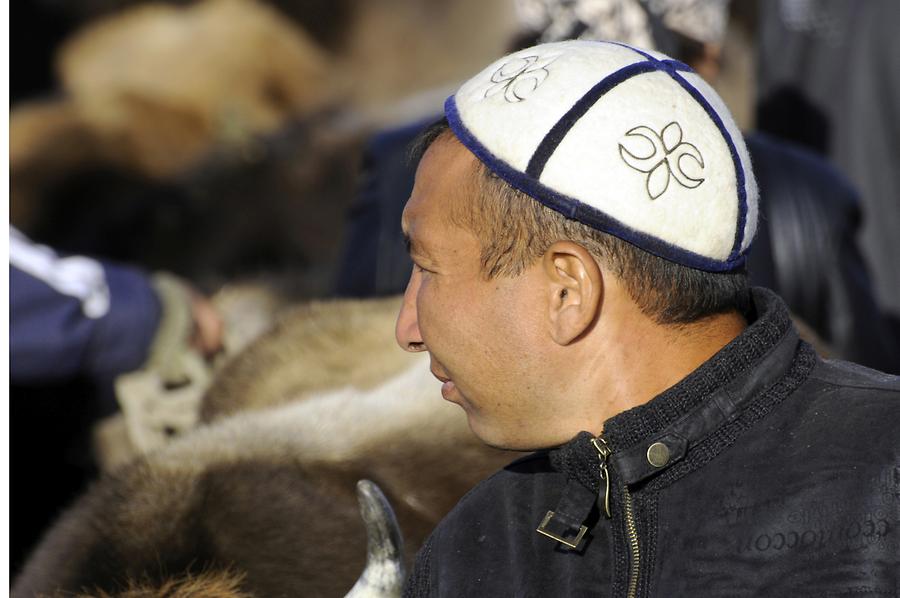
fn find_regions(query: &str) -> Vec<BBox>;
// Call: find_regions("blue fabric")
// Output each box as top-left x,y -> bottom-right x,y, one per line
333,117 -> 436,297
10,259 -> 162,383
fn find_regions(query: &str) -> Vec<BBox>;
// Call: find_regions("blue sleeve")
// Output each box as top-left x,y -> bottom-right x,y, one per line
10,236 -> 162,383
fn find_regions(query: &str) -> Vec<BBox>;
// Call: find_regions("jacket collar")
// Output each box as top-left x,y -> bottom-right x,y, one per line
549,287 -> 800,492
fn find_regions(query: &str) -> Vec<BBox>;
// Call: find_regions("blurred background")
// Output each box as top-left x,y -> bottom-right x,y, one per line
9,0 -> 900,583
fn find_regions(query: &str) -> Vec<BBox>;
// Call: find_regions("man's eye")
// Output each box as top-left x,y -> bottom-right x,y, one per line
414,263 -> 433,274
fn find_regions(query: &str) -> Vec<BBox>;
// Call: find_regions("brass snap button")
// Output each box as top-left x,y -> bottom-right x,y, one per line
646,442 -> 670,468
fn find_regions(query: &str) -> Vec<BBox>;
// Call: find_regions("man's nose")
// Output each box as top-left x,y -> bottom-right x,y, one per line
396,271 -> 426,352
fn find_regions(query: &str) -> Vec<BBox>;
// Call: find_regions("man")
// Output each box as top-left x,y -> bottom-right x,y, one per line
396,41 -> 899,596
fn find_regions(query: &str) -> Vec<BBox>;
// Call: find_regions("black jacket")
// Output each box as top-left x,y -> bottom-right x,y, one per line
404,289 -> 900,597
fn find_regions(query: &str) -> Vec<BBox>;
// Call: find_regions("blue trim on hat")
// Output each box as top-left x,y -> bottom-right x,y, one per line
445,95 -> 746,272
526,60 -> 662,178
604,40 -> 693,72
526,57 -> 695,179
668,71 -> 749,263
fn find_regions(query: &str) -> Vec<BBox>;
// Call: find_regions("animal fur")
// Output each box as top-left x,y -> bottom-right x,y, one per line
9,0 -> 519,288
43,569 -> 253,598
15,297 -> 514,597
201,296 -> 419,421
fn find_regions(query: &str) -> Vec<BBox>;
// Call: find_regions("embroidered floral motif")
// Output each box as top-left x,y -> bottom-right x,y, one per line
484,54 -> 559,103
618,122 -> 705,199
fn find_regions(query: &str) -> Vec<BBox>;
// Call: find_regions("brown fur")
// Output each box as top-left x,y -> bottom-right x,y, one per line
16,412 -> 513,597
44,569 -> 252,598
12,0 -> 516,189
201,295 -> 416,421
15,297 -> 515,597
57,0 -> 340,179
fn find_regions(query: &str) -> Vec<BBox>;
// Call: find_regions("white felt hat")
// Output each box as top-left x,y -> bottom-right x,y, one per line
446,40 -> 757,271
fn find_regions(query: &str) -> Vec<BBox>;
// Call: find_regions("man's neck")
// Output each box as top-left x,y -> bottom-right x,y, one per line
582,308 -> 748,433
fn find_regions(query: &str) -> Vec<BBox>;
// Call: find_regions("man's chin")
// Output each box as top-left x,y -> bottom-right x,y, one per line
466,417 -> 546,452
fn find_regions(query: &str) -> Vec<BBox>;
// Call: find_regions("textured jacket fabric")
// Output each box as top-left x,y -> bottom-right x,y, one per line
403,288 -> 900,597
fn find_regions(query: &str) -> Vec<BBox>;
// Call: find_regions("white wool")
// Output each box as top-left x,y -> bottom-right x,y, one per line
449,40 -> 757,269
541,70 -> 738,259
678,70 -> 759,254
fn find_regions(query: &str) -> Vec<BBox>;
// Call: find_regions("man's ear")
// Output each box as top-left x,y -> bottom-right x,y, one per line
541,241 -> 603,345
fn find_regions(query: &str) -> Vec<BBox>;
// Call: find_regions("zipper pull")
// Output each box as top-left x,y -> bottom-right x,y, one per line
591,436 -> 612,518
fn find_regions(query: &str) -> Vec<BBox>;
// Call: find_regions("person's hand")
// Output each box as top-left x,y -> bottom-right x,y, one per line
188,291 -> 224,359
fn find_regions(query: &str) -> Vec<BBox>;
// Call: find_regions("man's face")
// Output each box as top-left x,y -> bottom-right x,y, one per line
396,136 -> 553,449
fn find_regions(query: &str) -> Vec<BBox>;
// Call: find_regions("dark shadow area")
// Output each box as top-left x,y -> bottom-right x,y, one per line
756,86 -> 831,156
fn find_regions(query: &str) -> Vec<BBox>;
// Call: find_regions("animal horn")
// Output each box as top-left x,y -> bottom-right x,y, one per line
344,479 -> 407,598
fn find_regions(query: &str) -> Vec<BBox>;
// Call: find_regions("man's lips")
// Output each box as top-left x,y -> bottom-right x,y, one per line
430,369 -> 450,384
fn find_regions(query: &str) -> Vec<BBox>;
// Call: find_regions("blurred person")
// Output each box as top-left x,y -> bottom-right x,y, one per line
741,132 -> 899,372
10,226 -> 223,382
9,225 -> 223,572
756,0 -> 900,324
335,0 -> 899,372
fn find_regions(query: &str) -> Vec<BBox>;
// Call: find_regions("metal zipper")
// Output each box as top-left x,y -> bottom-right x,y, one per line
591,436 -> 612,518
592,436 -> 641,598
623,487 -> 641,598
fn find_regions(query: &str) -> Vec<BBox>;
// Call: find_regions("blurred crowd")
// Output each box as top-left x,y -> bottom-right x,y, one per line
9,0 -> 900,583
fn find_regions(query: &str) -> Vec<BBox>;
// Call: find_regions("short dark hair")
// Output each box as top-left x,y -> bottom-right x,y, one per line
411,118 -> 749,325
